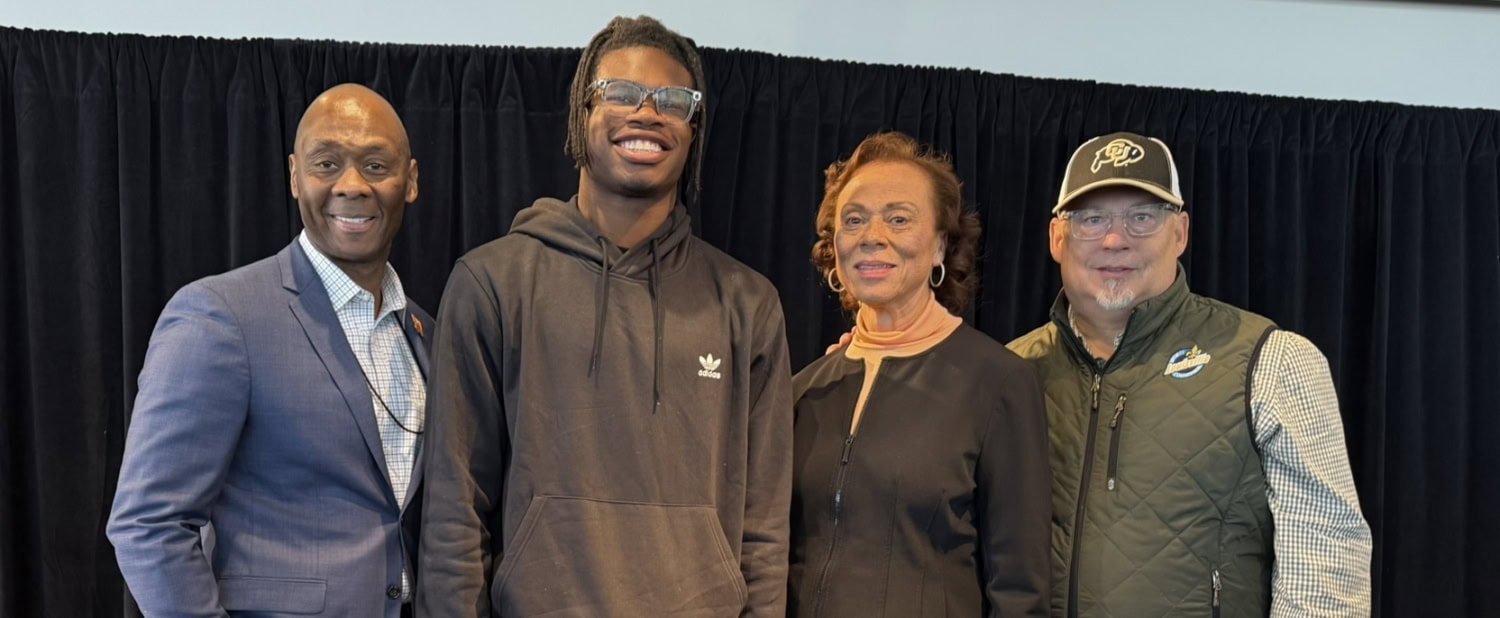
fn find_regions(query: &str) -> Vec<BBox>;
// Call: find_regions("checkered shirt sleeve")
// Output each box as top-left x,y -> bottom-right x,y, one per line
1251,330 -> 1373,617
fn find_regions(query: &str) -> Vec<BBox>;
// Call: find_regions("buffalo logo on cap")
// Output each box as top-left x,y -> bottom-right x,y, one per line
1091,138 -> 1146,173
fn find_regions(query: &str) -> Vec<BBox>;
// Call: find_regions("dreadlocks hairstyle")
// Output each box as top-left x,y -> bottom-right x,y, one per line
812,131 -> 983,315
565,15 -> 709,205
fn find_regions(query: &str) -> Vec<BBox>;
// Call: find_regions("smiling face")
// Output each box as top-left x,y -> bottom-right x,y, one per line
288,85 -> 418,280
1050,185 -> 1187,313
833,160 -> 946,321
579,46 -> 696,202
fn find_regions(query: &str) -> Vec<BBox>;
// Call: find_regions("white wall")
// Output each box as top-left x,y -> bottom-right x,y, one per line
3,0 -> 1498,110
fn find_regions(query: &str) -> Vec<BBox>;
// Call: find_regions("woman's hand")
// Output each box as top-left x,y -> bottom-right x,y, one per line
825,329 -> 853,355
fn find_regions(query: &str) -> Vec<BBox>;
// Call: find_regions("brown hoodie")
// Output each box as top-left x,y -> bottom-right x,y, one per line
417,196 -> 793,617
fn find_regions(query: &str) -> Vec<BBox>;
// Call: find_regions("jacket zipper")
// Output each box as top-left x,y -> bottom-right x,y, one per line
812,433 -> 856,615
1067,372 -> 1104,618
1212,569 -> 1222,618
1106,394 -> 1127,491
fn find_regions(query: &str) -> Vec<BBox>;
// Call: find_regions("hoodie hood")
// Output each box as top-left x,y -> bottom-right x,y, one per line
510,195 -> 694,409
510,196 -> 693,280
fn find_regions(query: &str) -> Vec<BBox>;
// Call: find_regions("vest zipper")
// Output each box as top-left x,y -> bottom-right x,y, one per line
1067,372 -> 1105,618
812,433 -> 857,615
1106,394 -> 1127,491
1212,569 -> 1222,618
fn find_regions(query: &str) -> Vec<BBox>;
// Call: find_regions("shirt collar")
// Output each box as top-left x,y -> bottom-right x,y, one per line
297,230 -> 408,319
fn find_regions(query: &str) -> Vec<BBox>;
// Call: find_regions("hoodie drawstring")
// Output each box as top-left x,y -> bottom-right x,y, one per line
588,237 -> 611,377
649,237 -> 663,411
588,236 -> 663,413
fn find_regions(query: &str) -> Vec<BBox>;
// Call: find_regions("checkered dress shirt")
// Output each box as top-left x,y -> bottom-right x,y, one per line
1251,330 -> 1372,616
299,232 -> 425,598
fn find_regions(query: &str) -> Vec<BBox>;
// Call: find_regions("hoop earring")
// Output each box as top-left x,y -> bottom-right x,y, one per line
929,263 -> 947,288
826,269 -> 845,293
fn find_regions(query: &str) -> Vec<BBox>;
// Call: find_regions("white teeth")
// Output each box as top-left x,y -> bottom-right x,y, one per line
619,139 -> 663,152
334,216 -> 374,223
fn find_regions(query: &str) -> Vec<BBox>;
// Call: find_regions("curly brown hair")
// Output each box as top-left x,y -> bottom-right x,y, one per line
812,131 -> 982,315
565,15 -> 708,205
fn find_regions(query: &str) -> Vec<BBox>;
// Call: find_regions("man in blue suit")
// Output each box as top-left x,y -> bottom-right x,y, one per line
108,83 -> 430,617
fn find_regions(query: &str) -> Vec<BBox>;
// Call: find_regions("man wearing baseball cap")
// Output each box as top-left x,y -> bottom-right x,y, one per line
1009,132 -> 1372,617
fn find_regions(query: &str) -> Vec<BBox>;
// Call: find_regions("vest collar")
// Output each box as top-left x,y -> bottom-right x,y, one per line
1048,262 -> 1191,368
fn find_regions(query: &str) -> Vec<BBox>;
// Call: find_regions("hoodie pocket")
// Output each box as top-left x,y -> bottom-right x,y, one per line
492,496 -> 748,616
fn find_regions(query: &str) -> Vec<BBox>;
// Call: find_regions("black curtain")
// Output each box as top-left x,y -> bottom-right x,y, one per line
2,27 -> 1496,617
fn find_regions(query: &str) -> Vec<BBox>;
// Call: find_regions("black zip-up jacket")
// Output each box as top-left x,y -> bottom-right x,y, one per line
789,324 -> 1051,617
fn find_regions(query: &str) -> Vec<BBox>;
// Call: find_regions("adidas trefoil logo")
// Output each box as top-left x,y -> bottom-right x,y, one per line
697,353 -> 723,380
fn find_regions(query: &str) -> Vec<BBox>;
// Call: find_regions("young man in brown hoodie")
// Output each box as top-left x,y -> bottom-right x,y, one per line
417,15 -> 793,618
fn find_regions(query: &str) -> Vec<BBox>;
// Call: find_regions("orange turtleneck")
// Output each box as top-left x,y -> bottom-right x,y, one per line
842,293 -> 963,433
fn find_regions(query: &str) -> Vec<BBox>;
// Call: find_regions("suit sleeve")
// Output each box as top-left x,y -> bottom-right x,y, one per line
417,260 -> 509,618
739,294 -> 794,617
976,354 -> 1052,617
106,283 -> 248,618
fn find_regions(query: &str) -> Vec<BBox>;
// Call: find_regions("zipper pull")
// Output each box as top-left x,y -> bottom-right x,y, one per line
840,435 -> 854,464
1107,394 -> 1127,491
1090,374 -> 1102,410
1212,569 -> 1221,607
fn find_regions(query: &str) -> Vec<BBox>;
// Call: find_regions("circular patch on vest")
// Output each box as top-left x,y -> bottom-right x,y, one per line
1164,345 -> 1213,379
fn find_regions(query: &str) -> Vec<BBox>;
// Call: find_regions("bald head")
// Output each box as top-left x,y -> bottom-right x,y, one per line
287,83 -> 419,294
295,83 -> 412,161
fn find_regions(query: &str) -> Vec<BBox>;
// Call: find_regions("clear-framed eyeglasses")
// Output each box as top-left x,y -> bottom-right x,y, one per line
591,79 -> 703,122
1058,203 -> 1183,241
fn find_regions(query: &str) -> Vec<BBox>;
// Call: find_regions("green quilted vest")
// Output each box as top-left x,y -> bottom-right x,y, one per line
1009,270 -> 1277,618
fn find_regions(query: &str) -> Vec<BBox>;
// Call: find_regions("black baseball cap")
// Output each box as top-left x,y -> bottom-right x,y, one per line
1053,131 -> 1183,214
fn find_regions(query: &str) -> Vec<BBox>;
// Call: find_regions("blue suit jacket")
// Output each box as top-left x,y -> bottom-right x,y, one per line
108,240 -> 433,617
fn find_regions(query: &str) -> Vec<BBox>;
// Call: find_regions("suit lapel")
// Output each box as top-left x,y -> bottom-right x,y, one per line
281,243 -> 393,492
399,308 -> 430,510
